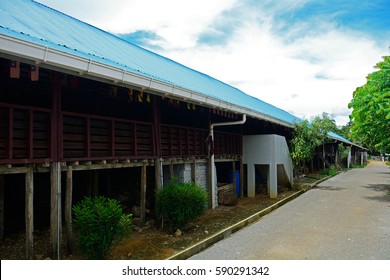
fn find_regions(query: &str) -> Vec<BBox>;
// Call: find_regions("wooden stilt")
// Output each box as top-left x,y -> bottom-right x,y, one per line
65,166 -> 74,254
25,167 -> 34,260
155,158 -> 163,190
154,158 -> 163,226
140,163 -> 147,226
50,162 -> 62,260
0,175 -> 4,241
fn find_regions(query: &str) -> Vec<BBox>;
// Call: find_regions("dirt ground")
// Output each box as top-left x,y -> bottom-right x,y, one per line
1,172 -> 329,260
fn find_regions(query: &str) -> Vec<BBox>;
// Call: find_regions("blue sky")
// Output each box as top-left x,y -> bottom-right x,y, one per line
37,0 -> 389,125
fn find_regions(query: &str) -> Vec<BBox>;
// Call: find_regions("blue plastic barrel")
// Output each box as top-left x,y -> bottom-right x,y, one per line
228,170 -> 240,196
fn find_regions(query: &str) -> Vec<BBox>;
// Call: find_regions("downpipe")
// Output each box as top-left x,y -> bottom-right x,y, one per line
209,114 -> 246,209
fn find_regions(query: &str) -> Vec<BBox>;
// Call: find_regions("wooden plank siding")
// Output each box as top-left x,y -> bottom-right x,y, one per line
0,103 -> 51,164
0,103 -> 242,164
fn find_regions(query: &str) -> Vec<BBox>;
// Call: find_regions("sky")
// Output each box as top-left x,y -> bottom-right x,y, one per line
36,0 -> 390,126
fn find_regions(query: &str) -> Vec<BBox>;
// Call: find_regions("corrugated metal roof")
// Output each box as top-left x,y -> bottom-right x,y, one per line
0,0 -> 358,147
0,0 -> 299,125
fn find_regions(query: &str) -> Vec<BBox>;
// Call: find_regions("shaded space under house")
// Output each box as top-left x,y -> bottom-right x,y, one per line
0,0 -> 367,259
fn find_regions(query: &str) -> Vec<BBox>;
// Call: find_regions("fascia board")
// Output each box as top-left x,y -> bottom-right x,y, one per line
0,34 -> 293,128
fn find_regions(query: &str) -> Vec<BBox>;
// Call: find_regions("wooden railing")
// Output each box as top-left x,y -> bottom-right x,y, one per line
0,103 -> 52,164
160,125 -> 208,157
61,112 -> 154,161
0,103 -> 242,164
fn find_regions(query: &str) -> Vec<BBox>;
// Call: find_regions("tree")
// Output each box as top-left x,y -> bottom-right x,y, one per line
339,121 -> 352,140
290,112 -> 338,175
348,55 -> 390,154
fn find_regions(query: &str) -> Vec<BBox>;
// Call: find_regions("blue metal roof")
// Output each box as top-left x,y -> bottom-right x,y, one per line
0,0 -> 300,125
0,0 -> 358,146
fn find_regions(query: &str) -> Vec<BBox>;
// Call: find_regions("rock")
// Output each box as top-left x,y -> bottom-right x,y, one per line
218,192 -> 238,206
175,229 -> 182,237
142,225 -> 151,230
132,218 -> 141,226
131,206 -> 150,218
134,226 -> 143,232
204,230 -> 209,235
35,254 -> 44,260
145,219 -> 155,227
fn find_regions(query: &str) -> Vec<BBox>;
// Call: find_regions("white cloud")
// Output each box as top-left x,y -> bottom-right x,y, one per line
159,12 -> 385,126
39,0 -> 237,49
37,0 -> 387,126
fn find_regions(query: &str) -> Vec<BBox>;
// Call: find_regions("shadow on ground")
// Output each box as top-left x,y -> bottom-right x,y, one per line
315,186 -> 346,191
363,184 -> 390,203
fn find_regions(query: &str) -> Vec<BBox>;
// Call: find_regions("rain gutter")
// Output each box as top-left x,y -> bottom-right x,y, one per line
0,34 -> 293,128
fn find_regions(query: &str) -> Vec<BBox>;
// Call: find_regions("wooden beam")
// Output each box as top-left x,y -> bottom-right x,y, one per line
65,166 -> 74,254
140,163 -> 147,226
50,162 -> 62,260
25,167 -> 34,260
0,175 -> 4,241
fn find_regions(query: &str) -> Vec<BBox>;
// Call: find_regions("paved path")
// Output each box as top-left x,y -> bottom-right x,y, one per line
191,161 -> 390,259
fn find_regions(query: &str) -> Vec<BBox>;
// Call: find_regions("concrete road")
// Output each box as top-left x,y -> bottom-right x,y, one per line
191,161 -> 390,259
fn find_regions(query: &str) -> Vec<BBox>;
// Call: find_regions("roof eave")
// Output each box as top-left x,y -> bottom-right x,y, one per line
0,33 -> 293,128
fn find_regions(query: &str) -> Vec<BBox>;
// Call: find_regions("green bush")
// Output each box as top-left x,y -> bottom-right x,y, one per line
157,181 -> 208,230
320,165 -> 337,176
72,196 -> 133,259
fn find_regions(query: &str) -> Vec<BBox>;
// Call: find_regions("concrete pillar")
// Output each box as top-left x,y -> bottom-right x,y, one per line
268,164 -> 277,198
247,164 -> 256,198
347,150 -> 352,168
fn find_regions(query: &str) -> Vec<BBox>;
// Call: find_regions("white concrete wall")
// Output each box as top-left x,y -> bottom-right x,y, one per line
243,134 -> 293,198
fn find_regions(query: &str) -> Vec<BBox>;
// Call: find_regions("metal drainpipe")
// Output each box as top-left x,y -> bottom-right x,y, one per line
209,114 -> 246,209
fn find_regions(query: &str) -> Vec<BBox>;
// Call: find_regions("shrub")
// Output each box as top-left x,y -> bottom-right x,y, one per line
157,181 -> 208,230
72,196 -> 133,259
320,165 -> 337,176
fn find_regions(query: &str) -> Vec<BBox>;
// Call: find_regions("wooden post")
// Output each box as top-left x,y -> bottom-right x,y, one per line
140,163 -> 147,226
155,159 -> 163,190
50,162 -> 62,260
0,175 -> 4,241
25,167 -> 34,260
154,158 -> 163,226
65,166 -> 74,254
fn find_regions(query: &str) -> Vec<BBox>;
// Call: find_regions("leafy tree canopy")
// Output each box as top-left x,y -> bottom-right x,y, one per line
348,55 -> 390,154
290,112 -> 339,173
